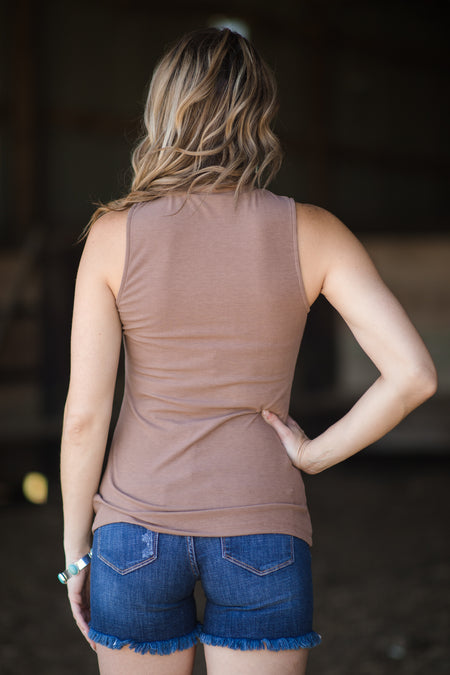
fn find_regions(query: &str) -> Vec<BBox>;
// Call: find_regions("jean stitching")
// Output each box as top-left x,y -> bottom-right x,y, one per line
221,536 -> 295,576
186,536 -> 200,578
97,528 -> 159,575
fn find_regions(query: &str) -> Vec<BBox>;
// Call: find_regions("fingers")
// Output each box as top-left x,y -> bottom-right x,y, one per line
262,410 -> 303,439
261,409 -> 311,471
70,602 -> 97,651
67,573 -> 97,651
70,598 -> 89,635
261,409 -> 291,441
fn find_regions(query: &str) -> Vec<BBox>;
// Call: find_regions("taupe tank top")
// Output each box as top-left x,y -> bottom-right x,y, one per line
93,189 -> 312,544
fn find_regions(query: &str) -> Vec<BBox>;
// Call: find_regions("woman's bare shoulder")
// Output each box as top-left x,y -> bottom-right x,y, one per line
296,201 -> 374,264
85,209 -> 129,245
295,202 -> 359,305
295,202 -> 353,242
295,200 -> 387,310
80,209 -> 129,297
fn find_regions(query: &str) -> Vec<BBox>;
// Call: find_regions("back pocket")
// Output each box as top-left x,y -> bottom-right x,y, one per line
96,523 -> 158,575
221,533 -> 294,576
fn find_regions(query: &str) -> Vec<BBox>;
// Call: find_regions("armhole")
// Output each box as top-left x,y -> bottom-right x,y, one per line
289,197 -> 310,314
115,203 -> 137,308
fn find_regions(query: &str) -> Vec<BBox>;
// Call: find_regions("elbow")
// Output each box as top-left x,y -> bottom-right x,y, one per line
402,362 -> 438,406
297,450 -> 325,475
62,398 -> 113,446
302,465 -> 321,476
62,409 -> 98,441
419,366 -> 438,400
414,359 -> 438,399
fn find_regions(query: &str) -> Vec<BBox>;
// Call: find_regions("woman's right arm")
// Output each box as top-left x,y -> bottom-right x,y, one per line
262,204 -> 437,473
60,212 -> 126,643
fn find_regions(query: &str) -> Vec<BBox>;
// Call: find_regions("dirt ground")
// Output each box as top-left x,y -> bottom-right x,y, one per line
1,455 -> 449,674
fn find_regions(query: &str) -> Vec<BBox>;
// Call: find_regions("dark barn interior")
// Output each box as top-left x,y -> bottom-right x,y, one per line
0,1 -> 449,673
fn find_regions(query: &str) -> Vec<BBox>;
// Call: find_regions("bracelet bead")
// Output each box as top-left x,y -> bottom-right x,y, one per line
58,550 -> 92,584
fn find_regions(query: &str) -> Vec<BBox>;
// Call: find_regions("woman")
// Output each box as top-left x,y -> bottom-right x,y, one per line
60,28 -> 437,675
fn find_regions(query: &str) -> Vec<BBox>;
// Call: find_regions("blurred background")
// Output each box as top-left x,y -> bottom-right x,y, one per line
0,0 -> 448,673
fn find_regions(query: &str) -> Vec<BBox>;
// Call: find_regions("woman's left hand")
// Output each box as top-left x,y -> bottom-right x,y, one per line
66,567 -> 97,651
261,410 -> 311,471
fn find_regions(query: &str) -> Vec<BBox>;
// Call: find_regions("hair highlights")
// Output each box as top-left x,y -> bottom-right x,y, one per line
85,28 -> 282,231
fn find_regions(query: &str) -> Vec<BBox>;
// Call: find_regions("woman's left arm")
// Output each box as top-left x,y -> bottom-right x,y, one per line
60,214 -> 125,644
262,205 -> 437,474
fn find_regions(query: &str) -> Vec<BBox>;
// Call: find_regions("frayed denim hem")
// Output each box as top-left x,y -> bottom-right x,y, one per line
199,630 -> 322,651
88,625 -> 202,655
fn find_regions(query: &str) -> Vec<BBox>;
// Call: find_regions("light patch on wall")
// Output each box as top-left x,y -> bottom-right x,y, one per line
22,472 -> 48,504
208,16 -> 250,39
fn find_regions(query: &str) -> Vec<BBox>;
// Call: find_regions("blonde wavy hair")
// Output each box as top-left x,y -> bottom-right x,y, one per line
85,27 -> 283,232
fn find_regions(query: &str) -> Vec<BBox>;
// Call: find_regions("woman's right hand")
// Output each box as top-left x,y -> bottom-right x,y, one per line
261,410 -> 312,472
66,567 -> 97,651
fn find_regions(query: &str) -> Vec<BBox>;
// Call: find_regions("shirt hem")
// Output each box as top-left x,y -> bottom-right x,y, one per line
92,501 -> 313,546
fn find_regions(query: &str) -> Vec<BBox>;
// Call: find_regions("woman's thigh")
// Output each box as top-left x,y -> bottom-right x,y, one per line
96,644 -> 196,675
204,644 -> 309,675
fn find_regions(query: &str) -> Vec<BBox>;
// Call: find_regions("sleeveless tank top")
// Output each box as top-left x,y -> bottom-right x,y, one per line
92,189 -> 313,544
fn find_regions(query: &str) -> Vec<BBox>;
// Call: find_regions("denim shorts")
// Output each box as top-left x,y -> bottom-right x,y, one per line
88,523 -> 322,655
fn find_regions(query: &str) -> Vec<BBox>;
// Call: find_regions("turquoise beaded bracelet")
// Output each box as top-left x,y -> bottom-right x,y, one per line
58,550 -> 92,584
